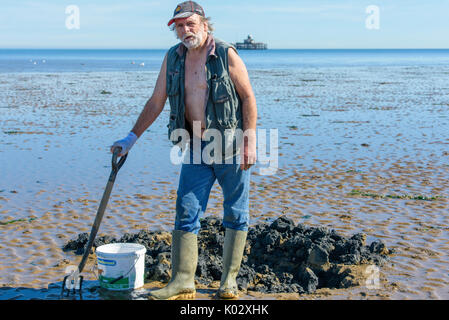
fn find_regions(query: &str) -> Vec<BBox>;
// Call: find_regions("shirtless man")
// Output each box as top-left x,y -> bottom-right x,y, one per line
111,1 -> 257,300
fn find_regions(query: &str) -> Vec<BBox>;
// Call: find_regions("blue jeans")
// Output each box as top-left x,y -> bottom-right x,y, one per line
175,141 -> 251,234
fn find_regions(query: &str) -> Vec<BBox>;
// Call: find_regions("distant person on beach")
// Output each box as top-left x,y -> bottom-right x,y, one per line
111,1 -> 257,300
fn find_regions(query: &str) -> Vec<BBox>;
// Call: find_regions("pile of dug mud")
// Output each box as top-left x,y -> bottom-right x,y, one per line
63,216 -> 392,294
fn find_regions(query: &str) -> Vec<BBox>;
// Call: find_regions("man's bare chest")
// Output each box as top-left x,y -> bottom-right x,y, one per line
184,58 -> 208,92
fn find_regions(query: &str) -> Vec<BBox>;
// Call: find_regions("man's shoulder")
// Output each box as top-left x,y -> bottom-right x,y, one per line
167,42 -> 181,55
214,37 -> 235,51
213,37 -> 237,60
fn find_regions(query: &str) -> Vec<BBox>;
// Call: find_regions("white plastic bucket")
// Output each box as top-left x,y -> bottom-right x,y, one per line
96,243 -> 146,291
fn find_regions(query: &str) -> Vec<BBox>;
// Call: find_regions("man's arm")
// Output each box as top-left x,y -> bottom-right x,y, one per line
228,48 -> 257,170
131,53 -> 168,137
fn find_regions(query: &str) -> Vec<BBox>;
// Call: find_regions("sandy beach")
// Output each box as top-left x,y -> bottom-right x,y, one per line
1,63 -> 448,299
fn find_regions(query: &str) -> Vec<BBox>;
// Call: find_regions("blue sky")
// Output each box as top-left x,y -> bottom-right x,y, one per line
1,0 -> 449,49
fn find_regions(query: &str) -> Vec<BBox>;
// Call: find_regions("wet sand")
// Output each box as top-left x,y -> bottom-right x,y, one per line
1,66 -> 449,299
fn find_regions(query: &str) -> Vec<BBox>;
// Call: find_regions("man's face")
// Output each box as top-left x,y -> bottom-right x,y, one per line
174,14 -> 207,49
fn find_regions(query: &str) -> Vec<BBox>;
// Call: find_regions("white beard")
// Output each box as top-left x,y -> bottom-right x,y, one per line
182,32 -> 204,49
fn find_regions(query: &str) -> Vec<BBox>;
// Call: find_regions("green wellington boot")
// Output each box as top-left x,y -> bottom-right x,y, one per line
148,230 -> 198,300
218,228 -> 248,299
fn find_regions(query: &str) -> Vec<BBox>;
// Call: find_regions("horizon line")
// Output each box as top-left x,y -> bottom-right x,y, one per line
1,47 -> 449,50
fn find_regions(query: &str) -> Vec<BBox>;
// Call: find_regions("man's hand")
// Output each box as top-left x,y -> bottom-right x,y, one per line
110,132 -> 138,156
240,131 -> 257,171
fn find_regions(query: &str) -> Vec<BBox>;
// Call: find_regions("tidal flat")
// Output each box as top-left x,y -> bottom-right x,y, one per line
1,63 -> 448,299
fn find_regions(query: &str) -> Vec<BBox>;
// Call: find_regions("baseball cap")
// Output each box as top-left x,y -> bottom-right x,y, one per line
167,1 -> 205,26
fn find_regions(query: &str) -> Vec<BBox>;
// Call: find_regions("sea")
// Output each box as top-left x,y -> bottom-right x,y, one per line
1,48 -> 449,73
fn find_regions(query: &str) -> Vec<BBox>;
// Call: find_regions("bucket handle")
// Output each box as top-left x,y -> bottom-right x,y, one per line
109,255 -> 141,285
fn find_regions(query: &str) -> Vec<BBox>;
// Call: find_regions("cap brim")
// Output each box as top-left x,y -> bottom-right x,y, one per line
167,12 -> 195,26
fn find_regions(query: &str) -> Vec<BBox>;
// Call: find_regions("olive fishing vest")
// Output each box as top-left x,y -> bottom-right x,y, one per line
166,36 -> 243,159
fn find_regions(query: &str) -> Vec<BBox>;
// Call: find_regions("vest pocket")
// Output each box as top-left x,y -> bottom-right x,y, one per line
167,112 -> 178,141
167,71 -> 180,96
211,76 -> 236,128
167,71 -> 180,134
168,113 -> 177,127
